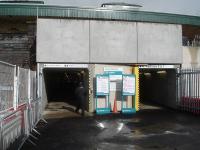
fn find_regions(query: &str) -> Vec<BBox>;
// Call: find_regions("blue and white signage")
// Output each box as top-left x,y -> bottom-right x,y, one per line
96,75 -> 109,95
122,75 -> 136,95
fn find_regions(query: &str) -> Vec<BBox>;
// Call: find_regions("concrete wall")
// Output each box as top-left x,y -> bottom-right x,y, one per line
37,19 -> 89,63
138,23 -> 182,64
90,21 -> 137,63
182,46 -> 200,68
37,18 -> 182,64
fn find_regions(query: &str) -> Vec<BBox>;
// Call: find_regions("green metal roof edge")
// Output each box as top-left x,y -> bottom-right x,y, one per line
0,4 -> 200,26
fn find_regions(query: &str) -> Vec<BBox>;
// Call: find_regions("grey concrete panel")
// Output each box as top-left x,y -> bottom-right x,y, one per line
37,19 -> 89,63
138,23 -> 182,64
90,20 -> 137,63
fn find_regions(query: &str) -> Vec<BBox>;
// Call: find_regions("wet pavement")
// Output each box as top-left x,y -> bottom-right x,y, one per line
21,102 -> 200,150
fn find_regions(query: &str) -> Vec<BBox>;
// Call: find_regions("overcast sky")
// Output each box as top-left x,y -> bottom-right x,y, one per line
44,0 -> 200,16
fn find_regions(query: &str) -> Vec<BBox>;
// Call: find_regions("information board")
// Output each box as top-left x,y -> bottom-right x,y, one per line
96,75 -> 109,95
122,75 -> 136,95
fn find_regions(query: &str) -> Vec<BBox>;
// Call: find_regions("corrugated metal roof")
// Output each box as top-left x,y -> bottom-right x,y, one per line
0,4 -> 200,26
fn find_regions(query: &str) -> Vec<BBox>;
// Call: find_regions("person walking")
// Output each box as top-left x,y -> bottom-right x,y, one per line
75,82 -> 86,116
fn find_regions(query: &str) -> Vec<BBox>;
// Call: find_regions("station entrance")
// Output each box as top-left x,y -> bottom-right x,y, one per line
40,64 -> 179,116
139,67 -> 177,109
42,66 -> 89,118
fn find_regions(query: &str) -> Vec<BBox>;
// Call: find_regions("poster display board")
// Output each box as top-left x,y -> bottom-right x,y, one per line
122,75 -> 136,95
96,75 -> 109,95
96,74 -> 110,114
121,74 -> 136,114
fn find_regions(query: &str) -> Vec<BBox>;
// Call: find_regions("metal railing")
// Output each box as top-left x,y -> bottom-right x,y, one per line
0,61 -> 42,150
17,67 -> 29,105
177,68 -> 200,114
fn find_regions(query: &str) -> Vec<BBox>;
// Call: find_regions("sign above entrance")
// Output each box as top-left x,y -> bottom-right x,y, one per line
104,67 -> 123,72
43,64 -> 88,68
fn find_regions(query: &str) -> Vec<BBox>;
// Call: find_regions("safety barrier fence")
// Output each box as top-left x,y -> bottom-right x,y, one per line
0,61 -> 15,111
0,61 -> 42,150
177,68 -> 200,114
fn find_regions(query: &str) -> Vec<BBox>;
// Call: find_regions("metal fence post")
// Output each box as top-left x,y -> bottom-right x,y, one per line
0,61 -> 40,149
178,68 -> 200,114
28,69 -> 31,105
13,65 -> 18,111
0,116 -> 3,150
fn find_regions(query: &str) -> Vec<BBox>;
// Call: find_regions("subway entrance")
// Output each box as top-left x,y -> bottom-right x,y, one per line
42,67 -> 89,118
139,67 -> 177,109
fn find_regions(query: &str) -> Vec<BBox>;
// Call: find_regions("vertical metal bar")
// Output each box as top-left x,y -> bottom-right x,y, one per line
193,68 -> 195,114
190,68 -> 192,113
181,70 -> 187,111
179,69 -> 181,110
196,68 -> 198,114
198,68 -> 199,114
198,68 -> 200,114
186,69 -> 188,112
183,69 -> 185,112
28,69 -> 31,105
180,68 -> 183,110
13,66 -> 17,110
194,68 -> 196,114
182,69 -> 184,111
197,68 -> 198,114
176,68 -> 179,108
185,69 -> 187,111
191,68 -> 194,113
0,116 -> 3,150
187,69 -> 190,112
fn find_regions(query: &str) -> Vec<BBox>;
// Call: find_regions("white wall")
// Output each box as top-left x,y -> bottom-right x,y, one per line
37,18 -> 182,64
37,19 -> 89,63
138,23 -> 182,64
90,21 -> 137,63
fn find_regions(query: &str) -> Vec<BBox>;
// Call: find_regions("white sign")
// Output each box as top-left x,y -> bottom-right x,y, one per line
109,75 -> 122,81
104,67 -> 123,72
123,75 -> 135,95
96,76 -> 109,95
44,64 -> 88,68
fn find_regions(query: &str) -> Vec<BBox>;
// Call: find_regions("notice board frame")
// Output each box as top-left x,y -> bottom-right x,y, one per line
121,74 -> 136,114
95,74 -> 110,114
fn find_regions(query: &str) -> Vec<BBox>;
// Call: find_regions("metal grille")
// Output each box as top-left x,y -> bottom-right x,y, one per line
177,68 -> 200,114
0,61 -> 41,150
18,67 -> 29,104
0,61 -> 15,111
30,70 -> 36,101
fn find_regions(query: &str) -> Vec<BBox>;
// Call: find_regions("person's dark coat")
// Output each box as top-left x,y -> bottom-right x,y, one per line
75,83 -> 86,115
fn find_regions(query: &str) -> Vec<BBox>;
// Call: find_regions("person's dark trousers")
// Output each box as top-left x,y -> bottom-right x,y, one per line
75,98 -> 85,116
80,97 -> 85,116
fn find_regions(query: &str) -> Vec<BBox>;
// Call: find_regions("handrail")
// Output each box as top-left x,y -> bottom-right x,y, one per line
0,61 -> 15,67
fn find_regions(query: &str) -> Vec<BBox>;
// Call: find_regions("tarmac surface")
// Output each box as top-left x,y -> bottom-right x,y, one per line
21,102 -> 200,150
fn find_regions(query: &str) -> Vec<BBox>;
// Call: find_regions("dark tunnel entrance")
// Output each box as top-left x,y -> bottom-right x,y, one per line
139,68 -> 177,109
43,68 -> 89,109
